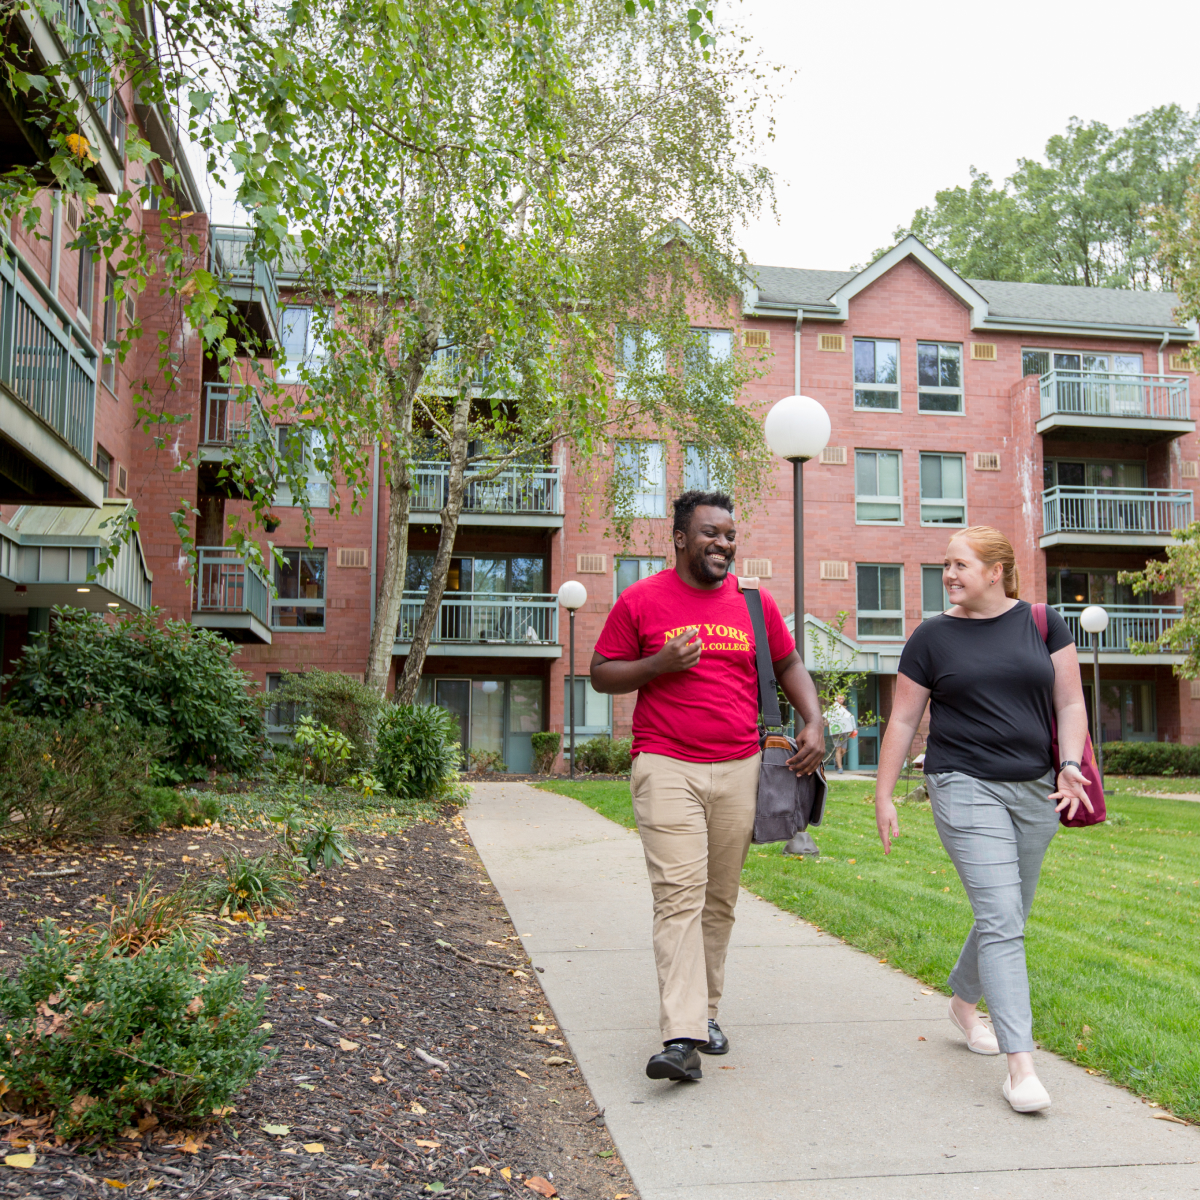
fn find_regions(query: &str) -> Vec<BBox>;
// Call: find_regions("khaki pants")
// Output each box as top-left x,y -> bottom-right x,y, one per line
631,750 -> 761,1043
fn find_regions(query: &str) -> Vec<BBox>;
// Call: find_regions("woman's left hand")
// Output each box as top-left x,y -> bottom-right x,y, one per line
1049,765 -> 1094,820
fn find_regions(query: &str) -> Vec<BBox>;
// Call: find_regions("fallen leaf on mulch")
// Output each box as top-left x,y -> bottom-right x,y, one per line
409,1101 -> 427,1114
261,1124 -> 290,1136
543,1055 -> 572,1066
4,1152 -> 35,1168
338,1038 -> 360,1051
414,1139 -> 441,1149
103,1180 -> 128,1189
303,1142 -> 325,1153
469,1165 -> 492,1175
501,1167 -> 513,1180
515,1069 -> 531,1079
525,1177 -> 557,1197
1152,1112 -> 1187,1124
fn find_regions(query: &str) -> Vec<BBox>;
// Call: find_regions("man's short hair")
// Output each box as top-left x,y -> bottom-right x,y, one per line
672,489 -> 734,536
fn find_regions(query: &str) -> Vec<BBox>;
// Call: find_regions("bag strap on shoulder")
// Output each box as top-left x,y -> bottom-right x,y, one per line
1032,601 -> 1049,642
739,577 -> 783,732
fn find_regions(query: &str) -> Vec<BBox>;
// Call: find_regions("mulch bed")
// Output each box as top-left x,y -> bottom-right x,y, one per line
0,811 -> 638,1200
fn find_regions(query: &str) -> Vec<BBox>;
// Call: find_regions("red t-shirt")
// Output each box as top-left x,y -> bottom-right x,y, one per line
593,569 -> 795,762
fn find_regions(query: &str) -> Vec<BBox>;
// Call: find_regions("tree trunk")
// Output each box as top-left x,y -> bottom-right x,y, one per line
395,390 -> 472,703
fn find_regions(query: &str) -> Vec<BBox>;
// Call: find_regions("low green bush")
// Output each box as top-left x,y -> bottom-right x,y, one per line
467,748 -> 507,773
141,788 -> 221,830
293,717 -> 354,785
1102,741 -> 1200,776
375,703 -> 461,800
574,734 -> 634,775
0,923 -> 269,1141
0,710 -> 164,842
267,670 -> 382,759
3,606 -> 264,774
199,850 -> 300,917
530,731 -> 561,774
301,820 -> 359,872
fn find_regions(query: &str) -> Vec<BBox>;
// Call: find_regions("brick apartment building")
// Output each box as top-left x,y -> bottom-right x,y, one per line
1,8 -> 1198,770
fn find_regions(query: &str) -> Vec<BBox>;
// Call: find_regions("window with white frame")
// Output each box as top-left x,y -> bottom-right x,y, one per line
615,556 -> 665,597
563,677 -> 612,737
1023,349 -> 1145,379
917,342 -> 962,412
615,440 -> 666,517
922,565 -> 949,617
684,444 -> 732,493
919,453 -> 966,525
857,563 -> 904,639
278,306 -> 326,382
272,549 -> 327,629
853,338 -> 900,409
275,425 -> 331,508
615,325 -> 665,397
855,450 -> 902,523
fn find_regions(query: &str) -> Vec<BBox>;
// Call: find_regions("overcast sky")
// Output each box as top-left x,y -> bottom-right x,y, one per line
732,0 -> 1200,273
195,0 -> 1200,277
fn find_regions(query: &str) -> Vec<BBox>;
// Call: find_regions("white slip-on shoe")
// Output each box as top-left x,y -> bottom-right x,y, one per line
1003,1073 -> 1051,1113
948,999 -> 1000,1055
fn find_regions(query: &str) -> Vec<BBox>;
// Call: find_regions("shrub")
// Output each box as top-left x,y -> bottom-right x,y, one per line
467,748 -> 507,773
293,717 -> 354,784
268,670 -> 382,760
0,923 -> 269,1141
0,709 -> 164,842
141,787 -> 221,830
3,606 -> 264,773
301,820 -> 359,872
530,731 -> 561,774
574,734 -> 634,775
1102,741 -> 1200,776
375,703 -> 461,800
199,850 -> 299,917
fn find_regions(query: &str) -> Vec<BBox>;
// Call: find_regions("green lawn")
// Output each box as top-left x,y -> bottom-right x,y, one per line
537,776 -> 1200,1121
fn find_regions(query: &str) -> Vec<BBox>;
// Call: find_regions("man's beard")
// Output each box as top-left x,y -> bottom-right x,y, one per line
691,544 -> 731,584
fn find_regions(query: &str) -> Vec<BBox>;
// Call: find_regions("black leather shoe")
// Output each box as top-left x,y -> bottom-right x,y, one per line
646,1041 -> 702,1081
699,1019 -> 728,1055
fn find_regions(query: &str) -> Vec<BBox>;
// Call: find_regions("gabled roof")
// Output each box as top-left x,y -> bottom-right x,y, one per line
746,235 -> 1198,341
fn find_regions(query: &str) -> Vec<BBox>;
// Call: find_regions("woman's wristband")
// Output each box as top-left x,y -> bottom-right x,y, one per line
1058,760 -> 1081,772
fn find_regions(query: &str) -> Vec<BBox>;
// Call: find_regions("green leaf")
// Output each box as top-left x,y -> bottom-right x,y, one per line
261,1124 -> 290,1136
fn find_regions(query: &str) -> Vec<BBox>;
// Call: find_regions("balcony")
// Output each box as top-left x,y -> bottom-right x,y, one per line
393,591 -> 561,658
409,461 -> 563,528
1040,487 -> 1193,549
1,0 -> 124,193
0,499 -> 152,613
209,226 -> 281,348
192,546 -> 272,644
0,238 -> 102,506
1037,370 -> 1193,441
1054,604 -> 1186,664
197,382 -> 274,497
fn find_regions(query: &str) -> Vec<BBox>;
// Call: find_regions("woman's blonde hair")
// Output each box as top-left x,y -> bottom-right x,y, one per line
949,526 -> 1020,599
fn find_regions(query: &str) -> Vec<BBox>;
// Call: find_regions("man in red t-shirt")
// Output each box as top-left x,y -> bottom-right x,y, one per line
591,490 -> 823,1082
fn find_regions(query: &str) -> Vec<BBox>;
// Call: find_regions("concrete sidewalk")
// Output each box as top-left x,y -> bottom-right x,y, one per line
464,781 -> 1200,1200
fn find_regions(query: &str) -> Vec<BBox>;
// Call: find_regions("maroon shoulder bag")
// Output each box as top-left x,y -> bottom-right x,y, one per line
1032,602 -> 1106,828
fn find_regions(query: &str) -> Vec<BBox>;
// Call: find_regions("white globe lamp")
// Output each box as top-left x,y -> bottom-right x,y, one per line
558,581 -> 588,778
1080,605 -> 1109,635
1078,605 -> 1108,785
763,394 -> 832,644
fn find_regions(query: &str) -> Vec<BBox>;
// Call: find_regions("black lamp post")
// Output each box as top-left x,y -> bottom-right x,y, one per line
557,580 -> 588,778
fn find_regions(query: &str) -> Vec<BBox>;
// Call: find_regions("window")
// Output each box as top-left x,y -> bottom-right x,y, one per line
615,440 -> 666,516
1047,568 -> 1144,608
1022,349 -> 1050,378
272,549 -> 327,628
108,90 -> 127,160
856,564 -> 903,639
1024,349 -> 1145,379
95,446 -> 111,495
684,444 -> 731,493
853,338 -> 899,409
405,553 -> 545,595
278,306 -> 326,382
922,565 -> 948,617
615,325 -> 664,398
854,450 -> 902,524
917,342 -> 962,412
76,245 -> 94,320
688,327 -> 733,365
265,672 -> 302,733
564,677 -> 612,736
615,556 -> 665,597
1043,458 -> 1146,490
100,270 -> 118,390
919,453 -> 965,525
275,425 -> 331,507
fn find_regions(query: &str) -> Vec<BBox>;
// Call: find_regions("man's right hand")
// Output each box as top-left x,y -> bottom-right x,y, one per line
655,627 -> 702,673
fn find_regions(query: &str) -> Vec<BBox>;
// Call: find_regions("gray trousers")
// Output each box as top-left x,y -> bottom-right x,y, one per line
925,770 -> 1059,1054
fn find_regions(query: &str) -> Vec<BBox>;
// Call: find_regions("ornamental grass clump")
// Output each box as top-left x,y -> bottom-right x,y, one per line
199,849 -> 300,918
90,874 -> 215,959
0,923 -> 270,1142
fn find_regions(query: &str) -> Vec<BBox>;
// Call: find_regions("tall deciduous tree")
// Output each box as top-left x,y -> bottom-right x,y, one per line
884,105 -> 1200,289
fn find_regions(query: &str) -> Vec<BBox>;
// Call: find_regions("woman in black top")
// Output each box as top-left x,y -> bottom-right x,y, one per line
874,527 -> 1093,1115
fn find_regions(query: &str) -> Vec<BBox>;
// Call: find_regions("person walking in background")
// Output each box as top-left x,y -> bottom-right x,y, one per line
873,527 -> 1093,1114
824,693 -> 855,773
590,490 -> 824,1083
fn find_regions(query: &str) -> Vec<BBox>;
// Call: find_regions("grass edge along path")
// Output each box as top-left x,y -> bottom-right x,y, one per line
536,777 -> 1200,1124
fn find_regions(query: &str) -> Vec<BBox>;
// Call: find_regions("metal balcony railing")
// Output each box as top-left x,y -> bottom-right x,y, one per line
208,226 -> 280,331
397,591 -> 558,644
195,546 -> 270,627
1042,487 -> 1193,538
1054,605 -> 1184,653
1039,370 -> 1189,421
411,461 -> 563,516
0,241 -> 97,461
200,382 -> 272,450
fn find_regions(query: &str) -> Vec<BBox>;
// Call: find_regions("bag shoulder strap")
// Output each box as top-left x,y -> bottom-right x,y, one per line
1032,601 -> 1049,643
739,577 -> 783,731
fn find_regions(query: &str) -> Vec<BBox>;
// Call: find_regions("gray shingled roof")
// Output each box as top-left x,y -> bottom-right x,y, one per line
750,262 -> 1187,330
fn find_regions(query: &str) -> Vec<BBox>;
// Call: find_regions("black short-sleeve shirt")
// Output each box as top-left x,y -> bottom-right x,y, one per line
898,600 -> 1074,781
